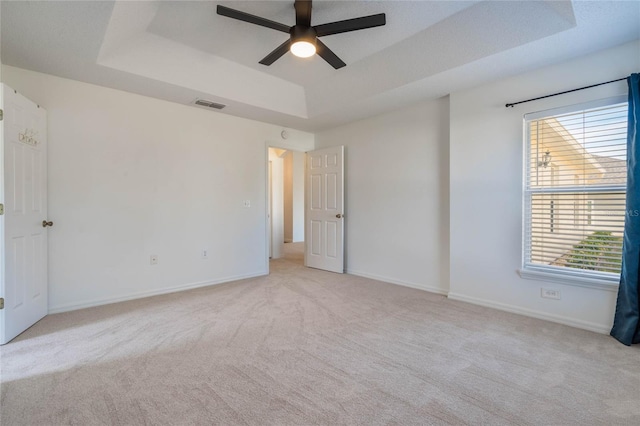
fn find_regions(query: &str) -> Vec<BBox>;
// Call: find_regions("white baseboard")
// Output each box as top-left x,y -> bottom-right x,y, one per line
48,271 -> 268,314
447,292 -> 611,335
346,269 -> 448,296
344,269 -> 610,334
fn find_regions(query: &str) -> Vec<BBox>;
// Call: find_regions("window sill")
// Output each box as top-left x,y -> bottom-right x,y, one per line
518,268 -> 619,292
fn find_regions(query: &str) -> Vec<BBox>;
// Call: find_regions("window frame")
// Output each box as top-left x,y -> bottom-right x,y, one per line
518,95 -> 627,291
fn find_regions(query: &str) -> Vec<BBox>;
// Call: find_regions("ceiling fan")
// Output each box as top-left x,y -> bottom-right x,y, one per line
217,0 -> 386,69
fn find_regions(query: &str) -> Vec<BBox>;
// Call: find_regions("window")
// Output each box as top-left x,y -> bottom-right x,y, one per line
521,96 -> 628,288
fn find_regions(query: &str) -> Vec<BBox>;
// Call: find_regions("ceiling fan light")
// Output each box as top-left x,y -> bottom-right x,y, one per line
291,40 -> 316,58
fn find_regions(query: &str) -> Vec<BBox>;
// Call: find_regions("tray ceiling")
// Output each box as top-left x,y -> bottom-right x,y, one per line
2,1 -> 639,131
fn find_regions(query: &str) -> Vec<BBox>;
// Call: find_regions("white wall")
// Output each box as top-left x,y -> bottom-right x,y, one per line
283,150 -> 304,243
283,151 -> 293,243
448,40 -> 640,333
269,148 -> 284,258
272,147 -> 303,255
315,98 -> 450,294
1,65 -> 314,313
292,151 -> 304,242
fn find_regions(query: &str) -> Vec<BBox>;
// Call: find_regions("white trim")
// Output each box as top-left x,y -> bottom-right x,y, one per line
518,268 -> 619,291
48,271 -> 268,314
346,269 -> 448,296
447,292 -> 611,335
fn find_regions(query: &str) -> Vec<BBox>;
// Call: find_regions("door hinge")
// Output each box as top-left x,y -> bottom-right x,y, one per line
0,204 -> 3,215
0,298 -> 4,310
0,109 -> 3,121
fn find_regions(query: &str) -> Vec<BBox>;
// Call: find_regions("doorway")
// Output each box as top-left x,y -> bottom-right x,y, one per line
267,147 -> 305,264
266,144 -> 345,274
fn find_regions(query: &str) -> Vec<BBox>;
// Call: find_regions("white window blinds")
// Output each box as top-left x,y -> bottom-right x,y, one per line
523,97 -> 628,282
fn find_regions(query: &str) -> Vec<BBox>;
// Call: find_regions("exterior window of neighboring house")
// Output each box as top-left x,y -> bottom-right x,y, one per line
521,96 -> 628,288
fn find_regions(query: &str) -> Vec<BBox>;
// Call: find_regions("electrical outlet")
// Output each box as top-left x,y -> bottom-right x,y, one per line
150,255 -> 158,265
202,249 -> 209,259
243,200 -> 251,208
541,288 -> 561,300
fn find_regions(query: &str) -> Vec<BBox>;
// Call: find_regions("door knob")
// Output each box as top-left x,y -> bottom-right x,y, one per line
42,220 -> 53,228
336,214 -> 343,219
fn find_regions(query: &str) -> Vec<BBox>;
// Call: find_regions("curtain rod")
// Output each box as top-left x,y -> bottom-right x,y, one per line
505,77 -> 627,108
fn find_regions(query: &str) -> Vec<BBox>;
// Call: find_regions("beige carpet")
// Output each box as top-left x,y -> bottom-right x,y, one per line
1,242 -> 639,425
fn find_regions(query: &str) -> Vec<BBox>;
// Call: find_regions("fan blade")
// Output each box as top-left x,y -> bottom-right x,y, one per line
259,40 -> 292,66
295,0 -> 312,27
314,13 -> 386,37
315,39 -> 346,69
217,5 -> 290,33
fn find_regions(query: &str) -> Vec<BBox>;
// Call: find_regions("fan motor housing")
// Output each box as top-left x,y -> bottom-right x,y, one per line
291,25 -> 317,43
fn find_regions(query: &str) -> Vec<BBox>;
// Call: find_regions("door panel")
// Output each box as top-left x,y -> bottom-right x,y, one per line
310,220 -> 322,255
305,146 -> 344,273
326,173 -> 337,210
1,85 -> 48,345
326,222 -> 337,258
311,175 -> 321,209
9,237 -> 26,309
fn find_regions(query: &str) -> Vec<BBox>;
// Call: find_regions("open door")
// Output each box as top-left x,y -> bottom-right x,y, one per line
1,85 -> 49,344
305,146 -> 344,273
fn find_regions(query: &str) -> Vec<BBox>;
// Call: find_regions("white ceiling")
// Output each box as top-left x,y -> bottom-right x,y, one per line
2,1 -> 639,131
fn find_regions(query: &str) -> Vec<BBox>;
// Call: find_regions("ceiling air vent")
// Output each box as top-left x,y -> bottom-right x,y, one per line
192,99 -> 226,110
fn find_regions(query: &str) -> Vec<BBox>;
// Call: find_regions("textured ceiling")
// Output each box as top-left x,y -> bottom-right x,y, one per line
2,1 -> 639,131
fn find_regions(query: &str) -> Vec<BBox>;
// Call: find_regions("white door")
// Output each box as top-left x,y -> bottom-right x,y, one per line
1,85 -> 49,345
305,146 -> 344,273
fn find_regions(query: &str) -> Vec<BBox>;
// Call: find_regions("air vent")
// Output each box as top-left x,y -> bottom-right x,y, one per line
192,99 -> 226,110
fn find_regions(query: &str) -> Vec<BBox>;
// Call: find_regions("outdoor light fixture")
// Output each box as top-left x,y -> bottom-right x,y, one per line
538,150 -> 552,168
